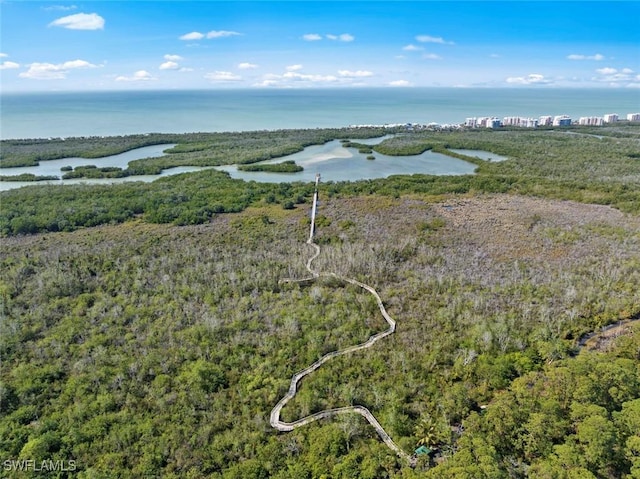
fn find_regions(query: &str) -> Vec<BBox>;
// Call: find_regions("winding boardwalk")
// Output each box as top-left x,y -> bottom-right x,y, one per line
270,174 -> 414,464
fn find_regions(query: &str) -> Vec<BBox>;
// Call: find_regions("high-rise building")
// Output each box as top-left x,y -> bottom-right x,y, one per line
539,116 -> 553,126
488,118 -> 502,129
603,113 -> 619,123
627,113 -> 640,122
465,118 -> 478,128
578,117 -> 604,126
502,117 -> 539,128
553,115 -> 572,126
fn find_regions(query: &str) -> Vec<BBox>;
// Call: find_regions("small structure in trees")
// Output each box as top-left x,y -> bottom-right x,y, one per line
415,445 -> 432,456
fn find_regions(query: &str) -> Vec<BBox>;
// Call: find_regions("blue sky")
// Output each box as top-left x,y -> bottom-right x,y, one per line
1,1 -> 639,91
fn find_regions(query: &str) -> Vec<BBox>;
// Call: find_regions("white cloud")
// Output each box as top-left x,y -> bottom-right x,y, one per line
416,35 -> 454,45
238,62 -> 258,70
402,44 -> 423,51
0,53 -> 18,69
256,65 -> 375,88
261,73 -> 281,82
205,71 -> 242,82
505,73 -> 553,85
115,70 -> 156,82
179,31 -> 204,41
567,53 -> 605,61
206,30 -> 241,39
61,59 -> 93,69
338,70 -> 373,78
255,81 -> 277,87
49,12 -> 104,30
423,53 -> 442,60
326,33 -> 354,42
389,80 -> 411,87
303,33 -> 354,42
282,71 -> 338,82
19,59 -> 97,80
593,67 -> 637,85
180,30 -> 241,41
160,54 -> 185,71
159,61 -> 179,70
20,64 -> 66,80
255,69 -> 346,87
43,5 -> 78,11
596,67 -> 618,75
490,53 -> 501,58
0,61 -> 20,70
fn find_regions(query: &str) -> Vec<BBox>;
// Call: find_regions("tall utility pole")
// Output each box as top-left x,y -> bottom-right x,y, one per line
309,173 -> 321,242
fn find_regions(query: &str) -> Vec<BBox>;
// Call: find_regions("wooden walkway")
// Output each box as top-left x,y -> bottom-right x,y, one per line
269,174 -> 414,465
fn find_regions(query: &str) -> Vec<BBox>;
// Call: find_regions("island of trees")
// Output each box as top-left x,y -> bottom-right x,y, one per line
0,173 -> 59,182
238,160 -> 304,173
0,124 -> 639,478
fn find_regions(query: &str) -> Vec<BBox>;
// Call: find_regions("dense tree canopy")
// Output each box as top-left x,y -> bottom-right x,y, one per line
1,125 -> 639,477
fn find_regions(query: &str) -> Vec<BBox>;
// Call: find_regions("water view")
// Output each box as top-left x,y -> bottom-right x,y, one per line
0,144 -> 175,178
0,144 -> 197,192
0,138 -> 480,191
3,88 -> 638,140
216,140 -> 477,183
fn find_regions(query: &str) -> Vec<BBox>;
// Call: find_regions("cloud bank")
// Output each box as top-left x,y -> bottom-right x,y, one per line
116,70 -> 156,82
20,59 -> 98,79
205,71 -> 242,82
505,73 -> 553,85
567,53 -> 605,61
0,61 -> 20,70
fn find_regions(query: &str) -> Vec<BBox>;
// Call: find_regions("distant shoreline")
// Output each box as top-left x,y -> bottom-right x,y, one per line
2,88 -> 637,140
2,119 -> 638,144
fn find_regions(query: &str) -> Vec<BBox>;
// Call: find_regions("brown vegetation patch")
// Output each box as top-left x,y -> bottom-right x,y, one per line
436,194 -> 637,263
581,319 -> 640,353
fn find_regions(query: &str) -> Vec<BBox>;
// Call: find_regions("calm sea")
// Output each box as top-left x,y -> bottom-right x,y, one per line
2,88 -> 639,140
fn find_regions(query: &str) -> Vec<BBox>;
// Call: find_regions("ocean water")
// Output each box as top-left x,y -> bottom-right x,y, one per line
2,88 -> 639,140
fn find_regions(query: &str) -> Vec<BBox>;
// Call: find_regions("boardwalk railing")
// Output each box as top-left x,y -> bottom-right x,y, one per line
270,175 -> 414,465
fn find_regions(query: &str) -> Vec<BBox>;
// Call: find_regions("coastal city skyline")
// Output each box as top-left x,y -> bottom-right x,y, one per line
1,1 -> 639,92
353,110 -> 640,130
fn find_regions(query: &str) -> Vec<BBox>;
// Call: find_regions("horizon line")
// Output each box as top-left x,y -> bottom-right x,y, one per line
3,85 -> 640,95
